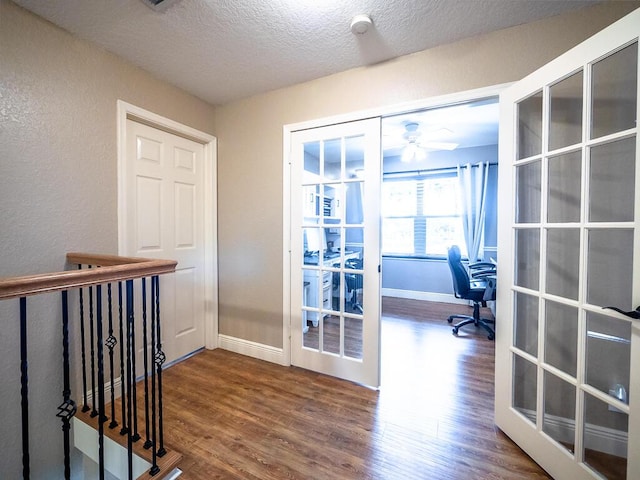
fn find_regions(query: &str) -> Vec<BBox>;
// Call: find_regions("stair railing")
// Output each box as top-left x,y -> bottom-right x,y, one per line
0,253 -> 178,480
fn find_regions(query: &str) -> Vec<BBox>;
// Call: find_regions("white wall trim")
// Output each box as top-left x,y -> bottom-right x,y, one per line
285,83 -> 512,133
116,100 -> 218,351
282,83 -> 510,370
218,334 -> 287,366
381,288 -> 469,305
85,377 -> 122,407
282,83 -> 511,365
519,409 -> 628,458
282,128 -> 292,367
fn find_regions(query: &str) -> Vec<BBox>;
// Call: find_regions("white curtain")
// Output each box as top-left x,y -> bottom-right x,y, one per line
345,179 -> 364,247
457,162 -> 489,262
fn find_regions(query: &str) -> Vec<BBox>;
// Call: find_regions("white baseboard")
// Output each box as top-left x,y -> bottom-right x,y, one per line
381,288 -> 468,305
84,348 -> 204,408
584,422 -> 628,458
519,409 -> 628,458
218,334 -> 286,366
85,377 -> 122,408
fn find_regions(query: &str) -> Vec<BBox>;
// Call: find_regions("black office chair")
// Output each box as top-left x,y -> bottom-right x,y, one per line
345,258 -> 363,314
446,245 -> 496,340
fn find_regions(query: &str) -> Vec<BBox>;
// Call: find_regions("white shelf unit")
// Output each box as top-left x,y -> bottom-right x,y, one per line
304,269 -> 332,326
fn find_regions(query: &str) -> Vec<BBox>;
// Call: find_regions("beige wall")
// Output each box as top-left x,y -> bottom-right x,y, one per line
215,2 -> 640,348
0,0 -> 216,476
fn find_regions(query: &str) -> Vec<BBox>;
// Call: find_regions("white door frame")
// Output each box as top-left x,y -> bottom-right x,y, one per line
117,100 -> 218,351
282,83 -> 511,366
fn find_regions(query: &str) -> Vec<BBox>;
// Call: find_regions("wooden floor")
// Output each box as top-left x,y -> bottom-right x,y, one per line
158,298 -> 552,479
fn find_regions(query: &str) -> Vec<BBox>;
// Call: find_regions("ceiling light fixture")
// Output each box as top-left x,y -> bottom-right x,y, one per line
401,123 -> 426,163
350,14 -> 373,35
401,142 -> 427,163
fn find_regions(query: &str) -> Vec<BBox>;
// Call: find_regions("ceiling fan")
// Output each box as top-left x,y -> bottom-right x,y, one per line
400,122 -> 459,163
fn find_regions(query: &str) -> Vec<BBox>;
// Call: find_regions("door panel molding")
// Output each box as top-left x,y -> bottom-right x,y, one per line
117,100 -> 218,352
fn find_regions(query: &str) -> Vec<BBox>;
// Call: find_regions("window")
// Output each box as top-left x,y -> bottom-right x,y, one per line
382,174 -> 467,257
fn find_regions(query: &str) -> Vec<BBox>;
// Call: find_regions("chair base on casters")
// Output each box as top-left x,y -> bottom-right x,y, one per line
348,288 -> 363,314
447,302 -> 495,340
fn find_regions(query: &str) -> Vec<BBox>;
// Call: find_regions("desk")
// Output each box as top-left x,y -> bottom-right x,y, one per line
470,266 -> 496,316
302,270 -> 331,326
303,250 -> 360,267
303,251 -> 361,328
483,275 -> 496,301
480,275 -> 496,317
302,281 -> 310,333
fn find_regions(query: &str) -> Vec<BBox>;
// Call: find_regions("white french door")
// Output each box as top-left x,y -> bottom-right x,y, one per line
290,118 -> 381,387
496,8 -> 640,479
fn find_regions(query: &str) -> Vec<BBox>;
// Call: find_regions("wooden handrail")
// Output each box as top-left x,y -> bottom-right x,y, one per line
0,253 -> 177,300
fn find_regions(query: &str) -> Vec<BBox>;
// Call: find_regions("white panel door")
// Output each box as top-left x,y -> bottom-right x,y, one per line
290,118 -> 381,387
125,119 -> 206,364
496,9 -> 640,479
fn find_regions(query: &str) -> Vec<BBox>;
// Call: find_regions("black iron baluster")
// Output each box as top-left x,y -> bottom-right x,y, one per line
118,281 -> 128,436
130,281 -> 141,444
20,297 -> 30,480
149,277 -> 160,475
142,278 -> 153,450
88,268 -> 98,418
96,285 -> 106,480
58,291 -> 77,480
125,279 -> 134,479
106,283 -> 118,429
154,275 -> 167,458
78,265 -> 89,413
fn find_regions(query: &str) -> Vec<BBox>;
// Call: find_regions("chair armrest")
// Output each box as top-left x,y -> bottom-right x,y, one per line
469,261 -> 496,271
469,261 -> 496,279
472,270 -> 496,279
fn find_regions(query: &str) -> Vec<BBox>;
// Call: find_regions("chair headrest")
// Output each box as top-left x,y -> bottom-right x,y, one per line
448,245 -> 462,263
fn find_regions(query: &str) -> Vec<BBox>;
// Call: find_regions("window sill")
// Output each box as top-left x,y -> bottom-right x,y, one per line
382,254 -> 447,261
382,254 -> 473,262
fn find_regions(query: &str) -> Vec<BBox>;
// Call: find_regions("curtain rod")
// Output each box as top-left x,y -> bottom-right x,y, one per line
383,162 -> 498,179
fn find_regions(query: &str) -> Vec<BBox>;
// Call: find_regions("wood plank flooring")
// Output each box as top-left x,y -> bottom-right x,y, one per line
157,298 -> 552,479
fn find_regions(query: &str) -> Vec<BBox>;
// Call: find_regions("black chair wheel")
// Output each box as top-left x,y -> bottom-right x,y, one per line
488,333 -> 495,340
452,327 -> 459,335
447,318 -> 453,324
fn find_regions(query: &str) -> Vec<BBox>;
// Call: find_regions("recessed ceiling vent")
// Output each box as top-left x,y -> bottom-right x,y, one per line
139,0 -> 182,12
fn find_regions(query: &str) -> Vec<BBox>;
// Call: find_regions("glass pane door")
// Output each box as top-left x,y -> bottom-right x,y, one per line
290,118 -> 381,387
496,9 -> 640,480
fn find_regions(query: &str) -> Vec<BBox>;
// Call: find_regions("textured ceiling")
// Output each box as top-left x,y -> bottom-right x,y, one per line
13,0 -> 602,106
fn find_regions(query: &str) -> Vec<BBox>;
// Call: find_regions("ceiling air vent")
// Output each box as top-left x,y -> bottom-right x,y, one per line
139,0 -> 182,12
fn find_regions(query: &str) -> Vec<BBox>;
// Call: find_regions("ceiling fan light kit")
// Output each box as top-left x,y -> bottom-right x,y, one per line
400,122 -> 426,163
401,143 -> 427,163
398,121 -> 459,162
